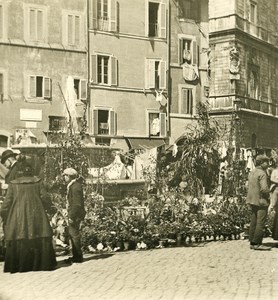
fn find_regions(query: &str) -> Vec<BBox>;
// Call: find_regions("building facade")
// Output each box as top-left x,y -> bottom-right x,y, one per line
169,0 -> 210,145
88,0 -> 169,151
209,0 -> 278,150
0,0 -> 87,151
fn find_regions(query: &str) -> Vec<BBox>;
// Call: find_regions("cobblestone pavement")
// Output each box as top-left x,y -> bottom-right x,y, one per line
0,238 -> 278,300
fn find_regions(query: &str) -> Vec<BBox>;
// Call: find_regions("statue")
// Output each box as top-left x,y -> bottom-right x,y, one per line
229,47 -> 240,75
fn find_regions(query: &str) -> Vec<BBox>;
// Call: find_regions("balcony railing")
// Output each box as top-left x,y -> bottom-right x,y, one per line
241,97 -> 278,116
209,96 -> 278,117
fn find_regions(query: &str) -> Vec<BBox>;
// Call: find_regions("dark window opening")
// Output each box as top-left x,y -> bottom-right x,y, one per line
149,2 -> 159,37
98,110 -> 109,134
49,116 -> 67,131
36,76 -> 43,97
155,61 -> 160,89
95,137 -> 111,146
0,135 -> 8,148
74,79 -> 80,99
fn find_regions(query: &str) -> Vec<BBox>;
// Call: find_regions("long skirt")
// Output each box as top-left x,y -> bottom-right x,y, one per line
4,237 -> 57,273
272,208 -> 278,240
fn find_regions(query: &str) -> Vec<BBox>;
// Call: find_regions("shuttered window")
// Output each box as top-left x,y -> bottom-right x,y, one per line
92,0 -> 118,32
29,76 -> 52,100
181,88 -> 193,115
149,112 -> 167,137
146,0 -> 167,38
93,108 -> 116,136
67,14 -> 81,46
145,59 -> 166,90
28,8 -> 44,41
179,38 -> 198,65
92,54 -> 118,86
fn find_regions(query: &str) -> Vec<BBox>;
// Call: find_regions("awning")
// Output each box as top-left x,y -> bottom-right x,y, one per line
127,138 -> 165,150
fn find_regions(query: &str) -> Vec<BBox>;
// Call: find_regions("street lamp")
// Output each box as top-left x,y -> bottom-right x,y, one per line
233,98 -> 242,158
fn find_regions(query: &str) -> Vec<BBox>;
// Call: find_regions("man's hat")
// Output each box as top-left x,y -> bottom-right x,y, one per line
255,155 -> 269,165
1,149 -> 17,164
62,167 -> 78,176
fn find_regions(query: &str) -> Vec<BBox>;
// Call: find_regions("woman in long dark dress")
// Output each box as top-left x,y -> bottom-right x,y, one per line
269,162 -> 278,240
0,162 -> 56,273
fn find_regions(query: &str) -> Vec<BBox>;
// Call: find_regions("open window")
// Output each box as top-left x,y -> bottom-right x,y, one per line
178,37 -> 198,65
93,108 -> 117,136
91,0 -> 118,32
146,0 -> 166,38
28,75 -> 52,100
145,59 -> 166,90
91,54 -> 118,86
148,112 -> 166,137
73,78 -> 87,101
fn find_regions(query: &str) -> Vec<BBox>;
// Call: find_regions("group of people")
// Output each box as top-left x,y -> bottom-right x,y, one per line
0,149 -> 86,273
246,154 -> 278,250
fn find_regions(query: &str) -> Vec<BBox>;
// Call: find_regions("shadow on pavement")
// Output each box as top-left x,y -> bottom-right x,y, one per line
55,253 -> 115,270
263,242 -> 278,248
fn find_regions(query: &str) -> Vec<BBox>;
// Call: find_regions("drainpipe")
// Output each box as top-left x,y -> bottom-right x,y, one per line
166,1 -> 171,143
86,0 -> 91,132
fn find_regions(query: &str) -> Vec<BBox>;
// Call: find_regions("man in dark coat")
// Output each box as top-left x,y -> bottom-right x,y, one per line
63,168 -> 86,263
246,155 -> 271,251
1,149 -> 20,184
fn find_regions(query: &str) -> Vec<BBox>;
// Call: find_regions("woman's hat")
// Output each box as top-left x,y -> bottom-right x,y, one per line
1,149 -> 17,164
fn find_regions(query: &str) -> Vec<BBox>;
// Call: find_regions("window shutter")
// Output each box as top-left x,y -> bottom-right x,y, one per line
29,9 -> 36,40
91,0 -> 98,29
68,15 -> 73,45
109,0 -> 117,32
192,40 -> 198,65
145,0 -> 149,36
179,38 -> 183,64
43,77 -> 51,99
0,73 -> 3,96
37,10 -> 43,40
159,113 -> 166,137
0,5 -> 3,38
188,89 -> 193,114
75,16 -> 80,45
29,76 -> 36,97
109,110 -> 116,135
146,59 -> 155,89
91,54 -> 98,83
159,2 -> 166,38
181,89 -> 187,114
93,109 -> 99,135
110,56 -> 118,86
80,79 -> 87,100
159,60 -> 166,89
